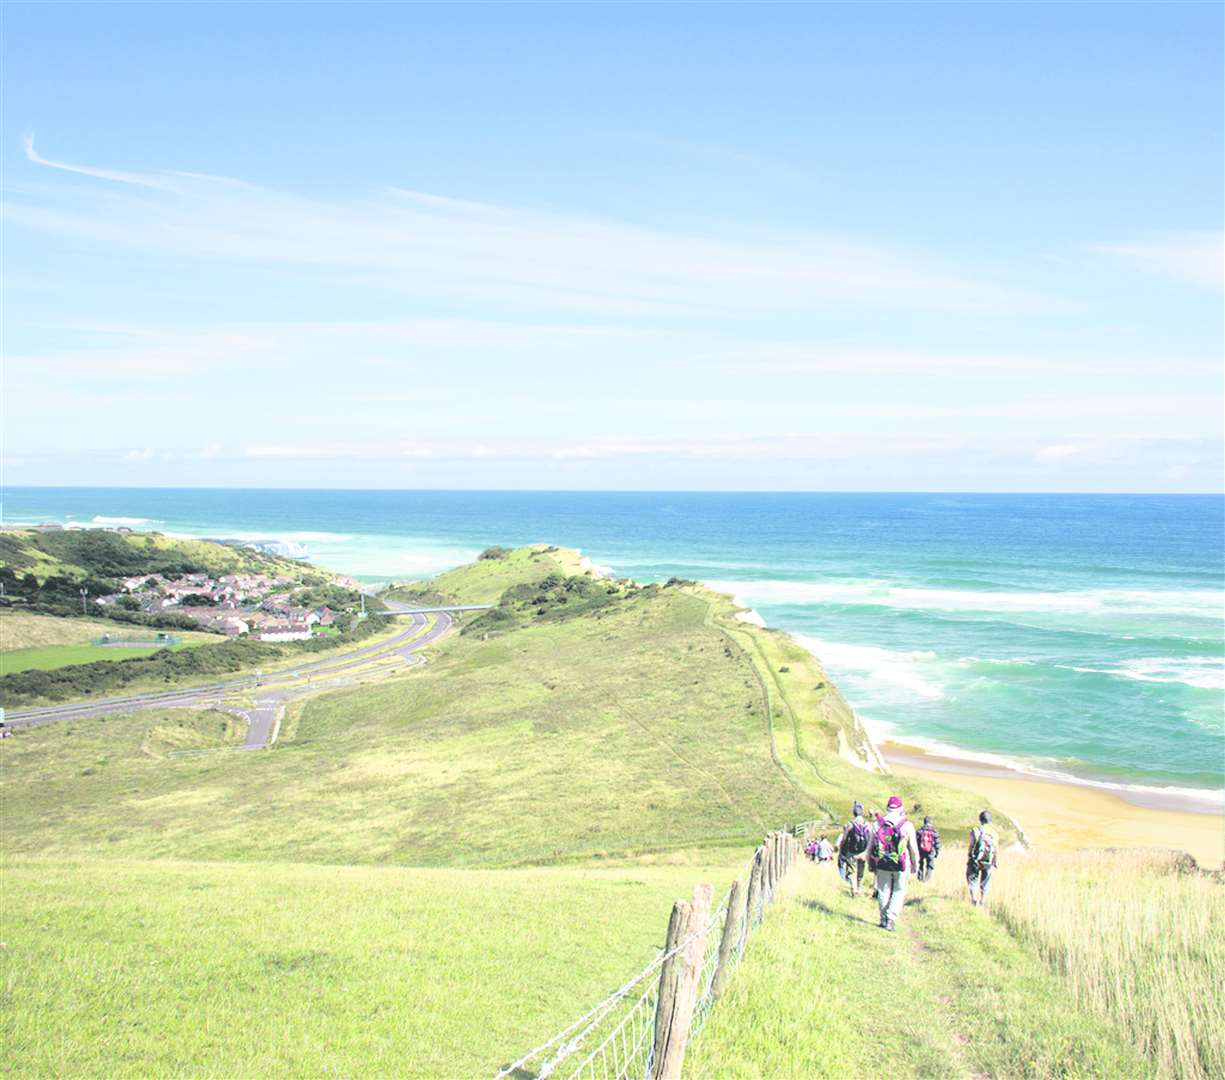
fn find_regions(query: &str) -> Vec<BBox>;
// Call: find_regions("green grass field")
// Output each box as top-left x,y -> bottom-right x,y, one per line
0,640 -> 207,674
1,858 -> 738,1079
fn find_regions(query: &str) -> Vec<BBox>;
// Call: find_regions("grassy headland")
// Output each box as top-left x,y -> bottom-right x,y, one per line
2,543 -> 1215,1078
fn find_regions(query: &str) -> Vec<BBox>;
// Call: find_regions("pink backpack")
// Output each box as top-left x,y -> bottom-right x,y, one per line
872,818 -> 909,871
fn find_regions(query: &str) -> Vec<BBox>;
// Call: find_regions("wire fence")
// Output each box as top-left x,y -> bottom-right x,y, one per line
494,830 -> 803,1080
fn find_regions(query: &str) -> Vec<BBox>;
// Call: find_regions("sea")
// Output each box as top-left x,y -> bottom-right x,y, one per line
5,488 -> 1223,808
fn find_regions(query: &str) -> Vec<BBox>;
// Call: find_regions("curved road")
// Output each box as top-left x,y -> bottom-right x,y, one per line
5,605 -> 456,735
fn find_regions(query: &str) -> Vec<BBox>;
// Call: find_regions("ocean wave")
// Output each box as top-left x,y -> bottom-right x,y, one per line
203,529 -> 356,543
91,515 -> 155,526
708,578 -> 1223,619
1061,656 -> 1224,692
396,549 -> 481,573
884,735 -> 1225,813
793,634 -> 945,700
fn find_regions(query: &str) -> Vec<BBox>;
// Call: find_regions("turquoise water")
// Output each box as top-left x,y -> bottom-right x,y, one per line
6,489 -> 1222,801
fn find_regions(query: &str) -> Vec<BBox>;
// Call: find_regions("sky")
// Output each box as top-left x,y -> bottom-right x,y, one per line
2,2 -> 1222,492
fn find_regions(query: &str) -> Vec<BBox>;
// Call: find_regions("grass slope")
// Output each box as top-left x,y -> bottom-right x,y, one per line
1,858 -> 738,1079
685,856 -> 1150,1079
0,528 -> 315,583
1,611 -> 180,650
1,569 -> 1005,866
387,544 -> 589,606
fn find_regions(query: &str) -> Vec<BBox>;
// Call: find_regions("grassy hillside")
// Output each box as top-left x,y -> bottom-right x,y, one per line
0,611 -> 146,649
687,849 -> 1222,1080
386,543 -> 590,606
1,559 -> 1008,865
9,543 -> 1196,1079
0,527 -> 317,583
686,856 -> 1152,1080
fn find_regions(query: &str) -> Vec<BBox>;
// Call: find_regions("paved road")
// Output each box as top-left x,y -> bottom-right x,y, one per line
5,609 -> 454,738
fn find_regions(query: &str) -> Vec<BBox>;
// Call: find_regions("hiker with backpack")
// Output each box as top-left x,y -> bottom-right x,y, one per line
966,810 -> 999,906
871,795 -> 919,932
916,816 -> 942,881
835,801 -> 873,896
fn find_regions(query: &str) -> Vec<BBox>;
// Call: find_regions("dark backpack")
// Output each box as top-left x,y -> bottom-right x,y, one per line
872,818 -> 909,872
844,820 -> 871,857
919,826 -> 937,854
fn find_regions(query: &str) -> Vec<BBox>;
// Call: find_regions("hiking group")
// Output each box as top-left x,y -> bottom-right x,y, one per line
829,799 -> 998,931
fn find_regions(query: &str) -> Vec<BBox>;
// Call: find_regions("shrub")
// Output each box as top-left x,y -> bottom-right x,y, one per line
478,546 -> 511,560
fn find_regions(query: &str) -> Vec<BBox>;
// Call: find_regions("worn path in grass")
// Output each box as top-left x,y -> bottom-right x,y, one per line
684,856 -> 1148,1080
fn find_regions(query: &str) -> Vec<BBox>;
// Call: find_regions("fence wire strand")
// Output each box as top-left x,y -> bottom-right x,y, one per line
495,838 -> 799,1080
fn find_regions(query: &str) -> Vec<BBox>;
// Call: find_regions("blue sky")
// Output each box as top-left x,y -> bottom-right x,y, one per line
3,2 -> 1222,491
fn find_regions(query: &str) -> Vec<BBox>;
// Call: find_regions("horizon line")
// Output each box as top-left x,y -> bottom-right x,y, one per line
3,484 -> 1222,498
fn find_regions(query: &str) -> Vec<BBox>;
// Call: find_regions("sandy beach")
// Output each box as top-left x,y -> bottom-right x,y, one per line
884,741 -> 1225,869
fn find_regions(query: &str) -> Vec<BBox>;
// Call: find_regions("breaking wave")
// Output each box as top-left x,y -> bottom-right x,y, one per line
793,634 -> 946,700
707,578 -> 1223,619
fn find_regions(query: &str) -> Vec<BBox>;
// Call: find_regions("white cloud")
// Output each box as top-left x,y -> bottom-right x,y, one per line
8,143 -> 1047,317
23,134 -> 176,190
1034,443 -> 1085,463
1093,231 -> 1225,291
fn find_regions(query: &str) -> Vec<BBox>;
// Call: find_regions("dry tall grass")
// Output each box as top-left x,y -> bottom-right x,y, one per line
989,848 -> 1224,1080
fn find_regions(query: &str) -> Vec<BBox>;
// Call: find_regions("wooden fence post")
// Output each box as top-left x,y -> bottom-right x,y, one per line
764,834 -> 776,900
710,877 -> 743,1000
745,848 -> 763,929
650,883 -> 712,1080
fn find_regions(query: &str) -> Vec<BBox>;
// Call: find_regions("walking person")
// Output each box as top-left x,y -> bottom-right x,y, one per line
835,801 -> 873,897
872,796 -> 919,931
916,816 -> 942,881
966,810 -> 999,907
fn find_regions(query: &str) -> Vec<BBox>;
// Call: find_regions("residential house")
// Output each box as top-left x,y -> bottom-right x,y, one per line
257,620 -> 311,642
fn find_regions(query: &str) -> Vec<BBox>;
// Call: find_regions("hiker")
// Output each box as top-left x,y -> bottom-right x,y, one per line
835,801 -> 873,897
916,816 -> 942,881
805,837 -> 819,861
871,795 -> 919,932
967,810 -> 999,906
816,836 -> 834,863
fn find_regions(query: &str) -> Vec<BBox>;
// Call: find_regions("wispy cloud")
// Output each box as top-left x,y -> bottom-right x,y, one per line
1093,231 -> 1225,291
23,134 -> 176,190
8,142 -> 1047,317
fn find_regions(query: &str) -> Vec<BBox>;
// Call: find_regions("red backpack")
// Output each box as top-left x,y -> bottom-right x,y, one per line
919,826 -> 936,854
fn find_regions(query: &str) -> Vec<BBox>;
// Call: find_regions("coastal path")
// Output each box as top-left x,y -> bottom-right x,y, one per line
3,605 -> 469,740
